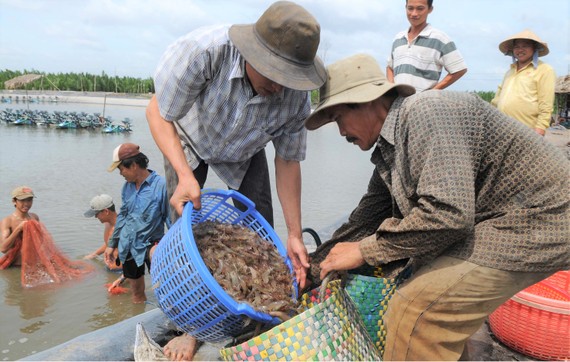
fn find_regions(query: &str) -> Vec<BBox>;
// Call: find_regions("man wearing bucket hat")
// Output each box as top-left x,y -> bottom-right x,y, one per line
103,143 -> 170,303
146,2 -> 325,358
306,54 -> 570,360
0,186 -> 40,267
491,29 -> 556,136
147,0 -> 323,294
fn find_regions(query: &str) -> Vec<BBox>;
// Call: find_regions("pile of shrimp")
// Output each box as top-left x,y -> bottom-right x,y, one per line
194,221 -> 297,318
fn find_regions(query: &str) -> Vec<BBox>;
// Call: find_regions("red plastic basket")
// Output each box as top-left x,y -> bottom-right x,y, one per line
488,270 -> 570,361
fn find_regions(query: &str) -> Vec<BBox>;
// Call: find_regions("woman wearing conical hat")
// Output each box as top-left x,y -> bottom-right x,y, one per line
491,29 -> 556,136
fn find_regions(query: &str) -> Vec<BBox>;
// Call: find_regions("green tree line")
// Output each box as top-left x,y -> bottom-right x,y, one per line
0,69 -> 155,94
1,69 -> 497,102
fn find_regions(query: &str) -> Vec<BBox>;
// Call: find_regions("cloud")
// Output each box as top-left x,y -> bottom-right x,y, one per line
0,0 -> 568,90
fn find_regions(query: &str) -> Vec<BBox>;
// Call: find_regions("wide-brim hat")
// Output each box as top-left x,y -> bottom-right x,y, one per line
305,54 -> 416,130
499,29 -> 549,57
228,1 -> 326,91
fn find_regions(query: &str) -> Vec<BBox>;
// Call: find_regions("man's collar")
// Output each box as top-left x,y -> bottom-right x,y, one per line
511,59 -> 540,72
229,54 -> 245,80
408,23 -> 432,39
379,97 -> 406,146
418,23 -> 433,37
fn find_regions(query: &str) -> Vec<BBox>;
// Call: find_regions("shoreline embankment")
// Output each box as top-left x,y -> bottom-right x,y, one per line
0,90 -> 151,107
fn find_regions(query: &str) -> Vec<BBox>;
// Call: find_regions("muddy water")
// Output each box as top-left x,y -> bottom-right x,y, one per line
0,98 -> 372,360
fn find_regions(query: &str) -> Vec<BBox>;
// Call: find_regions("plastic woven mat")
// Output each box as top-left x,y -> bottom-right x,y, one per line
220,280 -> 381,361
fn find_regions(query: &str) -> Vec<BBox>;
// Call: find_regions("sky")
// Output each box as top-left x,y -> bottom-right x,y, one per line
0,0 -> 568,92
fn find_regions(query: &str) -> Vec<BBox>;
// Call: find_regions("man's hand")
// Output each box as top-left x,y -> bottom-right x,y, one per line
14,220 -> 28,235
108,275 -> 126,292
104,246 -> 117,267
287,235 -> 310,290
319,242 -> 365,280
171,175 -> 202,216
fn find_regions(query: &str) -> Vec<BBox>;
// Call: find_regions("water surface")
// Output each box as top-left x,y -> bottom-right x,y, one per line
0,98 -> 372,359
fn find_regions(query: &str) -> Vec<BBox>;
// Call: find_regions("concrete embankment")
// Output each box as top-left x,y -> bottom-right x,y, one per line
0,90 -> 151,107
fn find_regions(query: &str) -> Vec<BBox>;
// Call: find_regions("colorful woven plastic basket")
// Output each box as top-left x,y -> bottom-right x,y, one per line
220,279 -> 381,361
488,270 -> 570,361
150,189 -> 296,343
344,270 -> 409,355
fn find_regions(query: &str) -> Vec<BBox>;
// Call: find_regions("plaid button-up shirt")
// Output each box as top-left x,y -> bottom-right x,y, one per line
154,25 -> 310,189
333,91 -> 569,273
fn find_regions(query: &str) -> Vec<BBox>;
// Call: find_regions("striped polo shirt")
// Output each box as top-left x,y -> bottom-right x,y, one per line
387,24 -> 467,92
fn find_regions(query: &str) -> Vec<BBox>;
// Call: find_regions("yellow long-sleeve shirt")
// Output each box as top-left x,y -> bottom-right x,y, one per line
491,60 -> 556,131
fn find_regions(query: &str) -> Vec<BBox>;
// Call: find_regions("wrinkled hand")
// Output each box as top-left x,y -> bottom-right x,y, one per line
319,242 -> 365,280
287,235 -> 310,290
171,175 -> 202,217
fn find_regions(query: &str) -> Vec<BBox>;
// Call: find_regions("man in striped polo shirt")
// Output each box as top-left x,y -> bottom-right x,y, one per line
386,0 -> 467,92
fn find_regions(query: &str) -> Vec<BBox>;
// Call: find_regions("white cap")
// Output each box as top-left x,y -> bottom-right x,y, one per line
84,194 -> 114,217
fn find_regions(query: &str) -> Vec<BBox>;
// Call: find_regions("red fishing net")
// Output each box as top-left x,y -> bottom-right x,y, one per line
0,235 -> 21,269
105,283 -> 129,295
0,220 -> 93,287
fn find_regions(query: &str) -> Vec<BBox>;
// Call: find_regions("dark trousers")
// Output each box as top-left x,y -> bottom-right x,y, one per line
164,149 -> 273,226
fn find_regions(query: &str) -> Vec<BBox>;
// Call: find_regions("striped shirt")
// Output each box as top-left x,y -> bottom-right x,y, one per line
387,24 -> 467,92
154,25 -> 310,189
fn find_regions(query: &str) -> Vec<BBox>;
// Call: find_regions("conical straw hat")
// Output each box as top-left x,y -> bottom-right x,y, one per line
499,29 -> 549,57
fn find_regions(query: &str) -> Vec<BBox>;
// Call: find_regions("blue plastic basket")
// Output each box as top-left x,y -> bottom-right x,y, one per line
151,189 -> 297,343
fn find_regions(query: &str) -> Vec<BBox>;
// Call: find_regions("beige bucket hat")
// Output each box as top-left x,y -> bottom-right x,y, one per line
499,29 -> 549,56
305,54 -> 415,131
228,1 -> 326,91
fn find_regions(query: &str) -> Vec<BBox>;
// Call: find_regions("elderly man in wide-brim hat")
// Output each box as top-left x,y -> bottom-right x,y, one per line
491,29 -> 557,135
145,1 -> 326,360
306,53 -> 569,360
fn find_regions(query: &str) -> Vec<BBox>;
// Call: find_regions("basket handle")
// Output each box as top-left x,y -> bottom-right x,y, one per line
319,274 -> 333,302
319,272 -> 348,302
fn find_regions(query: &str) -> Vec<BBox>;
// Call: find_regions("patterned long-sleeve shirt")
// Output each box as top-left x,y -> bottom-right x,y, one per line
153,25 -> 310,189
334,91 -> 569,273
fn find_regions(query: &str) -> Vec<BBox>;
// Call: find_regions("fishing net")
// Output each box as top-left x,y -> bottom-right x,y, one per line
0,235 -> 22,269
0,220 -> 93,287
105,283 -> 129,295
